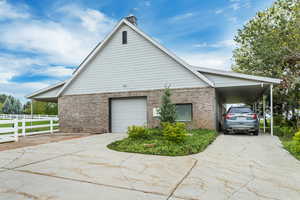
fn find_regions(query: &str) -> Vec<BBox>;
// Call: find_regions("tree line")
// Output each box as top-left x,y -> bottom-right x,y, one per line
233,0 -> 300,128
0,94 -> 57,115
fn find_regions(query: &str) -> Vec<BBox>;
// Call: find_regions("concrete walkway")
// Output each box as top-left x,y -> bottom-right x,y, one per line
0,133 -> 299,200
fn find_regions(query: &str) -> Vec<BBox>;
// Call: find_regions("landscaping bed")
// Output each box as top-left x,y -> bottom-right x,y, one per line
282,140 -> 300,160
107,128 -> 217,156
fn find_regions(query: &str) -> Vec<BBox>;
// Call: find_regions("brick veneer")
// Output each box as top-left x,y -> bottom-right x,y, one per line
58,87 -> 216,133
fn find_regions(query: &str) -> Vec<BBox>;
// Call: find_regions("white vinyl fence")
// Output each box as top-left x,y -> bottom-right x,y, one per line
0,114 -> 58,119
0,118 -> 59,143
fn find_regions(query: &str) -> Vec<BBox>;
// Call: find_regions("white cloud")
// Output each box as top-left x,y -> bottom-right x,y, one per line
0,81 -> 51,102
169,12 -> 195,22
58,5 -> 115,33
215,9 -> 224,14
179,52 -> 232,71
194,40 -> 235,48
230,3 -> 240,10
0,72 -> 14,84
0,1 -> 116,101
0,54 -> 43,83
0,0 -> 30,20
228,17 -> 238,23
0,6 -> 115,65
35,66 -> 74,78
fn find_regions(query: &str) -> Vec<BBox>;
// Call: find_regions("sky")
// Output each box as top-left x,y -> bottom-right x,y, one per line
0,0 -> 275,102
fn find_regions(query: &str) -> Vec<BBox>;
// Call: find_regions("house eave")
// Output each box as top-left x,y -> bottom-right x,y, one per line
26,81 -> 66,99
192,66 -> 282,84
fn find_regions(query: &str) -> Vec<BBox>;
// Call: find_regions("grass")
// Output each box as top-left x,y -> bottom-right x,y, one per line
0,119 -> 58,135
107,129 -> 218,156
281,137 -> 300,161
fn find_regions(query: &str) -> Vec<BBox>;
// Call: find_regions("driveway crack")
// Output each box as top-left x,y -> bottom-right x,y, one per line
167,158 -> 198,200
119,154 -> 135,190
227,163 -> 255,200
0,149 -> 26,169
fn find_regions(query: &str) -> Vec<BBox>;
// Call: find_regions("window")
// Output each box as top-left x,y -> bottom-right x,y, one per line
122,31 -> 127,44
228,107 -> 252,114
175,104 -> 192,122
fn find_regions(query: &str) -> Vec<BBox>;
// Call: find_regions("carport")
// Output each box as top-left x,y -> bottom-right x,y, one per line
193,66 -> 282,136
216,84 -> 274,135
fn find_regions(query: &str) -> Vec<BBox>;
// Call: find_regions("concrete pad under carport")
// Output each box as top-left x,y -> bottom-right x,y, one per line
215,83 -> 275,135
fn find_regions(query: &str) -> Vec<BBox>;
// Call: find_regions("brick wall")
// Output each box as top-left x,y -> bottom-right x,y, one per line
58,87 -> 216,133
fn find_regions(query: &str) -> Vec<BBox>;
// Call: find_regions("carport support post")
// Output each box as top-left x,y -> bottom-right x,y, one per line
263,95 -> 266,133
270,84 -> 274,136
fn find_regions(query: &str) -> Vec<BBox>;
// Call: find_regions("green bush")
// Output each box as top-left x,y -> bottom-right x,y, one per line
293,130 -> 300,143
147,128 -> 162,136
127,126 -> 149,139
162,122 -> 187,143
273,115 -> 285,125
274,126 -> 295,139
284,141 -> 300,156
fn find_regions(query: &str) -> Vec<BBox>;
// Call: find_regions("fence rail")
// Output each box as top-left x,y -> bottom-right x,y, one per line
0,114 -> 58,119
0,118 -> 59,143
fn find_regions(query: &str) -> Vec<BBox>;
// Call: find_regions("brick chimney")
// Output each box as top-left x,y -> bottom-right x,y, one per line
126,14 -> 137,26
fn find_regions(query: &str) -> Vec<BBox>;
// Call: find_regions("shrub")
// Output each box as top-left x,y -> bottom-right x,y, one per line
147,128 -> 162,136
162,122 -> 187,143
293,130 -> 300,143
127,126 -> 149,139
284,141 -> 300,155
274,126 -> 295,139
158,87 -> 177,124
273,115 -> 285,125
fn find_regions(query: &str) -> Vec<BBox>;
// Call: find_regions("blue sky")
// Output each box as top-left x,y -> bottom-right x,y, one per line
0,0 -> 275,102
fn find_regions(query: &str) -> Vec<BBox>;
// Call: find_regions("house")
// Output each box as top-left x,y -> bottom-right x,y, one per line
27,16 -> 281,134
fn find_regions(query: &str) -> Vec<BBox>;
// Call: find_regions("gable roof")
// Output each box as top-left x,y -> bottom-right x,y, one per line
26,80 -> 66,99
57,18 -> 214,97
192,66 -> 281,84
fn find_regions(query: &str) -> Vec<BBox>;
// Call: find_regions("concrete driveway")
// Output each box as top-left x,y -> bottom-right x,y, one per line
0,134 -> 299,200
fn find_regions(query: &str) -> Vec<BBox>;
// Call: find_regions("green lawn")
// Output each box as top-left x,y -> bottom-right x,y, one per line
281,138 -> 300,161
0,119 -> 58,135
107,129 -> 217,156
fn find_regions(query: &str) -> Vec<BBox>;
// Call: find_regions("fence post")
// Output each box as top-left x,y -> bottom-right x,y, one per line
14,119 -> 18,142
22,118 -> 26,136
50,119 -> 53,134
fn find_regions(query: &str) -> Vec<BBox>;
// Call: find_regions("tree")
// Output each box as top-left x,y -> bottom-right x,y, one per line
2,95 -> 22,114
0,94 -> 7,104
31,101 -> 58,115
158,87 -> 177,123
233,0 -> 300,127
23,101 -> 31,114
0,103 -> 3,114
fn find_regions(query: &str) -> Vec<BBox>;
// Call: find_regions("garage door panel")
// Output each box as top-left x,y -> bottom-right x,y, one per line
111,98 -> 147,133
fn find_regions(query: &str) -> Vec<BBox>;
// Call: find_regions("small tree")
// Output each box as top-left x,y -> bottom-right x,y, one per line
2,95 -> 22,114
158,87 -> 176,123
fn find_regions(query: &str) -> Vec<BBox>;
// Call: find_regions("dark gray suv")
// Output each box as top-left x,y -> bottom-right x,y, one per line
223,106 -> 259,135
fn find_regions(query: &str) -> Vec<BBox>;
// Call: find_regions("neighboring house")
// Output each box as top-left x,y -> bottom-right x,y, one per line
27,16 -> 281,133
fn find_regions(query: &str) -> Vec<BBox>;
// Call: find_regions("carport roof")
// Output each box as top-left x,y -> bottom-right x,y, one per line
192,66 -> 281,84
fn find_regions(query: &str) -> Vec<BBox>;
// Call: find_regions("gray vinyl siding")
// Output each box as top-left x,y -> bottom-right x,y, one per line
63,24 -> 207,96
33,85 -> 63,99
203,73 -> 263,87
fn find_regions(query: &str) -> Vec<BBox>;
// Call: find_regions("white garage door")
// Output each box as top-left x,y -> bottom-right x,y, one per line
111,98 -> 147,133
